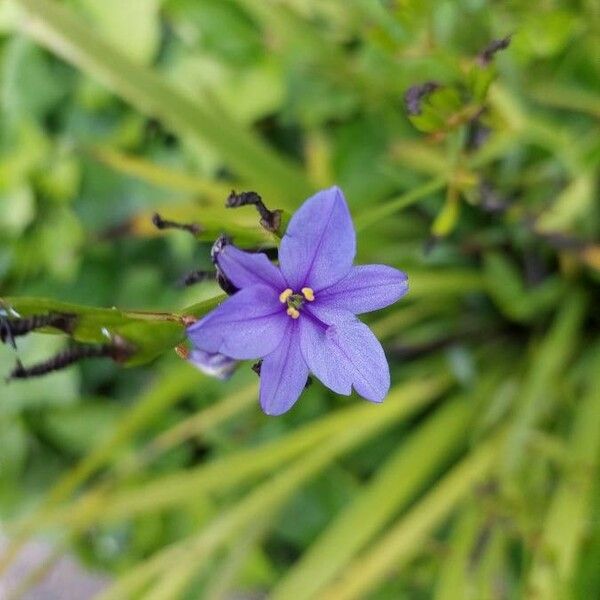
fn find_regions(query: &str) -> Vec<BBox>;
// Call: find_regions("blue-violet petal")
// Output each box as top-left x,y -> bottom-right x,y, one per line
217,244 -> 286,290
187,284 -> 286,359
317,264 -> 408,314
259,321 -> 309,415
279,186 -> 355,291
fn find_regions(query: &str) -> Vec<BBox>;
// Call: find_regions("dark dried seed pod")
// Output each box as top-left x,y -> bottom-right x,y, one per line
226,190 -> 282,233
0,318 -> 16,349
152,213 -> 202,236
477,35 -> 511,66
404,81 -> 440,116
0,312 -> 76,346
6,338 -> 135,382
178,269 -> 215,288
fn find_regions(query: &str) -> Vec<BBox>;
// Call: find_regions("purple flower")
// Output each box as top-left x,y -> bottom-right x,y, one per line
188,187 -> 408,415
188,349 -> 237,380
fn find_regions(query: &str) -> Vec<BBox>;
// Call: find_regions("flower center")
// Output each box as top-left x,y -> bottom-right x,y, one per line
279,287 -> 315,319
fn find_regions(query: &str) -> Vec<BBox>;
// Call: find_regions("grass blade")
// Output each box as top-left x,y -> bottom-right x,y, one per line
270,396 -> 475,600
355,178 -> 446,231
502,291 -> 586,475
319,430 -> 505,600
15,0 -> 312,206
52,376 -> 451,530
96,375 -> 449,599
89,146 -> 232,200
527,349 -> 600,598
433,503 -> 482,600
0,363 -> 206,574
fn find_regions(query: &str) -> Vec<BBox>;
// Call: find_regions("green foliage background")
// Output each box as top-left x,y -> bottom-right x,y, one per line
0,0 -> 599,598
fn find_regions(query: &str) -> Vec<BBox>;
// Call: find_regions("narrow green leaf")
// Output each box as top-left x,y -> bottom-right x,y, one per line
535,174 -> 595,233
502,291 -> 586,475
473,529 -> 509,599
431,191 -> 460,237
527,82 -> 600,118
319,430 -> 505,600
123,383 -> 258,472
0,363 -> 206,573
271,397 -> 475,600
89,146 -> 233,200
468,64 -> 496,103
53,376 -> 450,530
355,178 -> 446,231
433,503 -> 482,600
1,295 -> 222,366
203,517 -> 272,600
527,350 -> 600,598
15,0 -> 312,206
409,269 -> 485,298
77,0 -> 161,65
97,376 -> 449,599
483,253 -> 566,322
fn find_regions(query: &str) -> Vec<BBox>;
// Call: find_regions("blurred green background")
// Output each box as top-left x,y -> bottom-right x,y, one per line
0,0 -> 599,598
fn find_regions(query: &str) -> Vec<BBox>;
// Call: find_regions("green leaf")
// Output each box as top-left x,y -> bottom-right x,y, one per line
527,350 -> 600,598
483,253 -> 566,323
1,295 -> 222,366
0,362 -> 208,573
89,146 -> 232,201
467,63 -> 496,103
1,35 -> 67,119
39,401 -> 126,455
165,0 -> 262,66
0,414 -> 28,478
408,86 -> 464,134
433,503 -> 482,600
535,174 -> 595,233
15,0 -> 312,207
270,397 -> 475,600
0,184 -> 35,236
355,178 -> 447,231
202,516 -> 272,600
513,10 -> 580,59
318,430 -> 505,600
502,292 -> 586,476
431,192 -> 460,237
97,376 -> 449,599
77,0 -> 162,66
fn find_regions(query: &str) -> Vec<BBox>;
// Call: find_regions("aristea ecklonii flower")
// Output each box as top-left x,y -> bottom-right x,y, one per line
187,187 -> 408,415
188,348 -> 237,380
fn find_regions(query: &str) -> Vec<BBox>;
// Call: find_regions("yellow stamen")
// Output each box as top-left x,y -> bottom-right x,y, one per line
287,306 -> 300,319
301,287 -> 315,301
279,288 -> 293,304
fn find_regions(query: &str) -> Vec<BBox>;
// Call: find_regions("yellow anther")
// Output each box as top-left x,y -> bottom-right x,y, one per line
279,288 -> 293,304
286,306 -> 300,319
301,287 -> 315,302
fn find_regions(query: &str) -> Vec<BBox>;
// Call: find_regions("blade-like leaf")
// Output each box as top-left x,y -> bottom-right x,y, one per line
97,375 -> 450,600
49,376 -> 451,531
270,397 -> 475,600
502,291 -> 586,475
319,430 -> 505,600
527,349 -> 600,598
1,295 -> 222,366
14,0 -> 312,207
0,362 -> 208,574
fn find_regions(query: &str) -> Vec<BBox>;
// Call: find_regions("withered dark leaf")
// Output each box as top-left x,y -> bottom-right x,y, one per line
477,35 -> 511,66
404,81 -> 440,116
